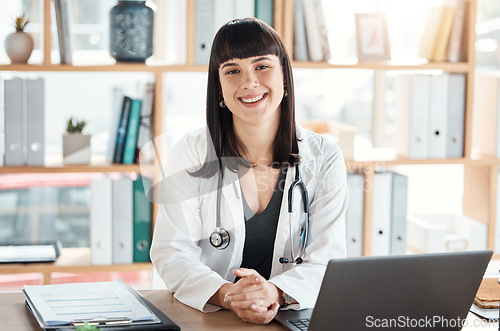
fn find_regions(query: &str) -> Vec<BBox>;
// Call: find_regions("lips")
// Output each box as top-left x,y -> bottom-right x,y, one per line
239,93 -> 267,105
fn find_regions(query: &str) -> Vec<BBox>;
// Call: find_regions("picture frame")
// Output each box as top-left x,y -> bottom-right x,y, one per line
355,13 -> 391,61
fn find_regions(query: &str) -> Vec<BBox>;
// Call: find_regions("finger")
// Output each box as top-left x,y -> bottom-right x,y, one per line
226,286 -> 263,301
250,301 -> 268,313
231,298 -> 267,311
233,268 -> 262,281
263,302 -> 280,323
237,302 -> 280,325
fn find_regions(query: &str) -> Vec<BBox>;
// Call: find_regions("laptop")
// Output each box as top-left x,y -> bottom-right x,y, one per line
274,250 -> 493,331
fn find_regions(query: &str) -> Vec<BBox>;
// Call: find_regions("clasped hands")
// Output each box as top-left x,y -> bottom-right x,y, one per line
220,268 -> 283,324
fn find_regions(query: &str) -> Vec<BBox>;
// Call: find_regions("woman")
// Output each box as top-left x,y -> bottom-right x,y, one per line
150,18 -> 348,325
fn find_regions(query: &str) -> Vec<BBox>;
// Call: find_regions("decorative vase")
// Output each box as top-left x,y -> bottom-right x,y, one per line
110,0 -> 154,62
5,31 -> 34,63
63,133 -> 91,164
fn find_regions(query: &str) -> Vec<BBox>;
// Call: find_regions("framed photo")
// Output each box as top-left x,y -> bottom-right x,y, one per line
355,13 -> 391,61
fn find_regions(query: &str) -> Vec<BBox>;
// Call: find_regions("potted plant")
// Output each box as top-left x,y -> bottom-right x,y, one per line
4,13 -> 34,63
63,117 -> 91,164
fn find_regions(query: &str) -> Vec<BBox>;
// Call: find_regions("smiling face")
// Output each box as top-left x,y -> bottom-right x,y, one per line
218,54 -> 284,128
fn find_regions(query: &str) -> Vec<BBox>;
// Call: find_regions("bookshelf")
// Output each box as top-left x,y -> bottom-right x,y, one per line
0,0 -> 496,283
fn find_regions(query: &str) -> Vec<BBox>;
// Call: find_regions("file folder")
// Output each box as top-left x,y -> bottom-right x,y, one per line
24,281 -> 180,330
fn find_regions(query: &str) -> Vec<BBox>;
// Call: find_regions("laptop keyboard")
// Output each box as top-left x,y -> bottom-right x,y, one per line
289,318 -> 310,330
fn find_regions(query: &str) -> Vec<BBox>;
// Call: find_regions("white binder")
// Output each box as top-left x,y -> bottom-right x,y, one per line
371,172 -> 392,256
293,0 -> 308,61
195,0 -> 214,65
234,0 -> 255,19
409,74 -> 430,159
4,77 -> 25,165
428,74 -> 449,159
390,172 -> 408,255
112,175 -> 134,264
446,73 -> 466,158
345,173 -> 365,257
396,74 -> 431,159
26,78 -> 45,166
302,0 -> 323,62
90,175 -> 113,265
214,0 -> 234,32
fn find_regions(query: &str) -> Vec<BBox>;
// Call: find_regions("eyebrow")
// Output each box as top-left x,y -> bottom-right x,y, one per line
220,56 -> 272,69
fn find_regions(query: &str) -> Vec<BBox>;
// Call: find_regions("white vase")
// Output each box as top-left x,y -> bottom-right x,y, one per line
63,133 -> 91,164
5,31 -> 34,63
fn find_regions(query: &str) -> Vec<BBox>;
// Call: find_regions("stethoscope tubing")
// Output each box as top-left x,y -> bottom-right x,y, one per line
212,164 -> 310,265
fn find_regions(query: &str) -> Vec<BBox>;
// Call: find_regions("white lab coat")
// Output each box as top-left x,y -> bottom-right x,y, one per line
150,125 -> 348,313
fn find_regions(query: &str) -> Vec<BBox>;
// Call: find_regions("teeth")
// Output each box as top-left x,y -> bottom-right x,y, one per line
241,94 -> 264,103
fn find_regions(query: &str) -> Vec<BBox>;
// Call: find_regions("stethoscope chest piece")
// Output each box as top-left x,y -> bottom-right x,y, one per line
210,227 -> 230,250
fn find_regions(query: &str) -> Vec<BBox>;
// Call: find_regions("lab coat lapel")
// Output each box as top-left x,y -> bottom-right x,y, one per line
220,168 -> 245,272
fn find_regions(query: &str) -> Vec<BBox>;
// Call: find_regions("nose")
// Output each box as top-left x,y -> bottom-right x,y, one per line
241,70 -> 259,89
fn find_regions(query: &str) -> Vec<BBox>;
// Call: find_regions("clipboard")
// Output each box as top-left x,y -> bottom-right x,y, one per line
25,283 -> 180,330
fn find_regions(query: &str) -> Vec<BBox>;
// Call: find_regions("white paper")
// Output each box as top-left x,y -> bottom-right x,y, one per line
470,304 -> 499,321
23,280 -> 155,326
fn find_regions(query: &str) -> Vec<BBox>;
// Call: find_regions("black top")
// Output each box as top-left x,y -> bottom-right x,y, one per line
238,167 -> 287,280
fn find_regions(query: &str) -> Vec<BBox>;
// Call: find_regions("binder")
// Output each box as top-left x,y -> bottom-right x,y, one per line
133,175 -> 152,263
255,0 -> 274,27
214,0 -> 234,32
112,175 -> 134,265
194,0 -> 214,65
428,74 -> 448,159
107,87 -> 124,163
371,172 -> 392,256
396,74 -> 431,158
90,175 -> 113,265
446,73 -> 466,158
26,77 -> 45,166
302,0 -> 323,62
234,0 -> 255,19
390,172 -> 408,255
293,0 -> 308,61
345,173 -> 364,257
4,77 -> 24,165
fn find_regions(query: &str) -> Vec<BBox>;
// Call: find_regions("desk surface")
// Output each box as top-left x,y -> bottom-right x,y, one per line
1,290 -> 284,330
1,290 -> 497,330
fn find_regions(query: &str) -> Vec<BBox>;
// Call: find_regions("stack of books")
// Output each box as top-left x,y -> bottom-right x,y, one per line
419,0 -> 469,63
107,82 -> 154,165
471,277 -> 500,320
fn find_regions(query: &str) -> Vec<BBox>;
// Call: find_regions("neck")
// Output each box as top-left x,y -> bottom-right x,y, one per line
233,119 -> 279,165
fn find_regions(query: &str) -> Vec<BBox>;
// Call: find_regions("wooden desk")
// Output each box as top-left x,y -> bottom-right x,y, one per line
0,290 -> 284,330
1,290 -> 497,330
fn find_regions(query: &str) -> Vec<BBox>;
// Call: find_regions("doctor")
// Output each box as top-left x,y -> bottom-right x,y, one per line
150,18 -> 348,325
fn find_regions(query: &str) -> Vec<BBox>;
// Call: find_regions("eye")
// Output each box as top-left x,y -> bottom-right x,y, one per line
256,64 -> 269,70
226,69 -> 240,75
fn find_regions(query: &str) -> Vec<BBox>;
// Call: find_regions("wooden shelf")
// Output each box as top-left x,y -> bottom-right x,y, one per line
0,247 -> 152,279
0,60 -> 471,73
0,164 -> 144,174
0,63 -> 209,73
292,60 -> 472,72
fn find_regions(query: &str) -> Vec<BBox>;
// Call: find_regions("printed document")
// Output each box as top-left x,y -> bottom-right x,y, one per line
23,280 -> 155,326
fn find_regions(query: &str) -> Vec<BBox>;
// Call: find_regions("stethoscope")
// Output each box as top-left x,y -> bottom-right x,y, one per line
209,164 -> 310,265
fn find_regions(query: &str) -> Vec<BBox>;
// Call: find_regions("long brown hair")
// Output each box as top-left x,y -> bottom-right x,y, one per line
192,18 -> 299,177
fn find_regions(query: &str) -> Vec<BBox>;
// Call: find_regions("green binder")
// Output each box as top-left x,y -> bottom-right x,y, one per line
133,175 -> 152,263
